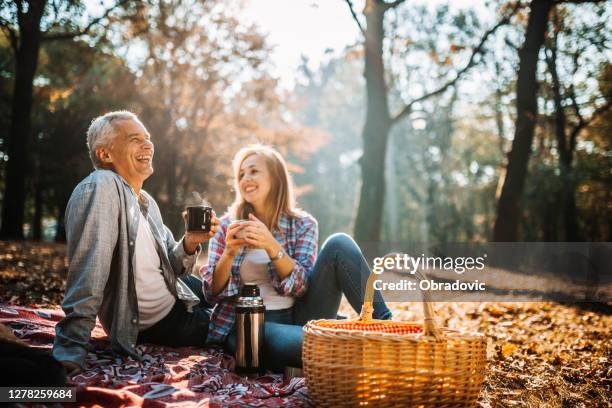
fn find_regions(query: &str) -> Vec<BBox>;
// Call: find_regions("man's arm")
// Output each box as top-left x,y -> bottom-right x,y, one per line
52,181 -> 118,370
163,226 -> 197,277
164,214 -> 220,277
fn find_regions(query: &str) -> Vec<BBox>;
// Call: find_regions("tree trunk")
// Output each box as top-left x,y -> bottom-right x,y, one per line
494,62 -> 506,155
493,0 -> 553,241
32,176 -> 43,241
545,20 -> 580,242
54,197 -> 69,243
354,0 -> 392,243
385,134 -> 399,242
1,0 -> 47,239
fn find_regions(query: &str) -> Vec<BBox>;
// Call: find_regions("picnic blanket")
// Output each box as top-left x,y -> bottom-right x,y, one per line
0,304 -> 311,407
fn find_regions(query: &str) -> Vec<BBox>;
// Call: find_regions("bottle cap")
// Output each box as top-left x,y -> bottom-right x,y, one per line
241,283 -> 260,297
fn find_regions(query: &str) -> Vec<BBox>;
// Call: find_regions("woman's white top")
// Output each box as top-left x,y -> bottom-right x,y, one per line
240,249 -> 295,310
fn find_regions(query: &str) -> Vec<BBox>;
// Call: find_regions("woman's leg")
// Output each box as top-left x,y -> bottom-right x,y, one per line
263,322 -> 303,371
293,233 -> 392,326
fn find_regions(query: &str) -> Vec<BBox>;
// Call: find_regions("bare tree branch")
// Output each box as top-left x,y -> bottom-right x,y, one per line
391,3 -> 521,125
344,0 -> 365,35
15,0 -> 25,26
504,37 -> 520,51
41,0 -> 132,41
569,86 -> 585,125
50,0 -> 60,22
15,0 -> 24,15
568,90 -> 612,153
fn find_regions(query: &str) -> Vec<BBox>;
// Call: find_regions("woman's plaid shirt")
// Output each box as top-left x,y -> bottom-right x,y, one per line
200,210 -> 318,344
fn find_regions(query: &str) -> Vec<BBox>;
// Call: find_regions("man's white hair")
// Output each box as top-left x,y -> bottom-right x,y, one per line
86,110 -> 141,169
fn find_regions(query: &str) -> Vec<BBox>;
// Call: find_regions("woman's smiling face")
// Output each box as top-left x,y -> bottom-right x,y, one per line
238,154 -> 272,209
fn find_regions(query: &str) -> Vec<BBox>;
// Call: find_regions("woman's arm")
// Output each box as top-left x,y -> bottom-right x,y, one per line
243,213 -> 318,297
211,250 -> 236,295
242,213 -> 296,279
265,240 -> 295,280
201,221 -> 247,300
270,215 -> 318,297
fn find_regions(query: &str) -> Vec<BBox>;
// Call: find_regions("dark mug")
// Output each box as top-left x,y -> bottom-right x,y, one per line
186,206 -> 212,232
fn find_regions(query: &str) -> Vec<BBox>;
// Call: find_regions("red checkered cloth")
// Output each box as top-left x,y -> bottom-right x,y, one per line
317,321 -> 423,335
0,304 -> 311,407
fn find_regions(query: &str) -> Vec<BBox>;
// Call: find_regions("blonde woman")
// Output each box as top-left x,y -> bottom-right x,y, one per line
200,144 -> 391,372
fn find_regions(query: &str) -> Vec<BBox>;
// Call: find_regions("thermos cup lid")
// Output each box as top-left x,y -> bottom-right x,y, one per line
241,283 -> 260,297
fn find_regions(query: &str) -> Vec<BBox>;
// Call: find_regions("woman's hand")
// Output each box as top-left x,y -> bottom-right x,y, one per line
183,212 -> 220,255
211,222 -> 247,295
243,213 -> 281,256
224,222 -> 248,257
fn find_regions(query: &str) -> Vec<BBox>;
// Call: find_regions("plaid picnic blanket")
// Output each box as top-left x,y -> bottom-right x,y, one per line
0,304 -> 311,407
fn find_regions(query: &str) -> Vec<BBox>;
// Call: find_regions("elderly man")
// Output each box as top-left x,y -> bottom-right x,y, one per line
53,111 -> 218,374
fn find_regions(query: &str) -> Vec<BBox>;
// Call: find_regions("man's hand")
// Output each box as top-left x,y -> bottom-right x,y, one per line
60,360 -> 82,376
183,213 -> 220,255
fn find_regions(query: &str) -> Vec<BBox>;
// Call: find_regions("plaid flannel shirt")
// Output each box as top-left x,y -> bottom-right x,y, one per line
200,210 -> 318,344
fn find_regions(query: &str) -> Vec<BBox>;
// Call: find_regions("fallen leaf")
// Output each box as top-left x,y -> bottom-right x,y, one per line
501,343 -> 518,358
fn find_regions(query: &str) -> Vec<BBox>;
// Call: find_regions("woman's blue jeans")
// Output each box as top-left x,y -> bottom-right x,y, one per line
227,233 -> 392,372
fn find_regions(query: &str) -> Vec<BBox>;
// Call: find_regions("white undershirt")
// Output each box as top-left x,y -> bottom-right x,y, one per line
240,249 -> 295,310
134,212 -> 176,330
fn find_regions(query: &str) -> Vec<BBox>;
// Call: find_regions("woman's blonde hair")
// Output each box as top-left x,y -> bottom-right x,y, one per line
229,144 -> 297,230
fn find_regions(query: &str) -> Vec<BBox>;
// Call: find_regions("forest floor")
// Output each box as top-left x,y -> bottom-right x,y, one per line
0,241 -> 610,408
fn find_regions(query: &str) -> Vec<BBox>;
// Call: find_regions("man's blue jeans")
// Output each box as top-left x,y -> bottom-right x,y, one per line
228,233 -> 392,372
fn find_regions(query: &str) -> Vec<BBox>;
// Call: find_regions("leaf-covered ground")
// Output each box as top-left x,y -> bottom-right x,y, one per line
1,241 -> 610,407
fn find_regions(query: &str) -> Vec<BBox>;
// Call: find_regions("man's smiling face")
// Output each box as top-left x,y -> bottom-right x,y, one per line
104,119 -> 154,190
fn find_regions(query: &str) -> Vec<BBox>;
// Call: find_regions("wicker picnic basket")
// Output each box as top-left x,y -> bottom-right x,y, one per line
302,267 -> 487,407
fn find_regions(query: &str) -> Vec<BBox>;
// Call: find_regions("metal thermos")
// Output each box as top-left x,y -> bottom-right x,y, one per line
235,283 -> 265,374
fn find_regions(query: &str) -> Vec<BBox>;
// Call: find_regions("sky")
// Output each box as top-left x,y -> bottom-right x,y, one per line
83,0 -> 362,88
83,0 -> 490,89
239,0 -> 362,89
240,0 -> 490,89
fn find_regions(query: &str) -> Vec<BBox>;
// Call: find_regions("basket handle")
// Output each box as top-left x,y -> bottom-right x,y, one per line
358,252 -> 441,339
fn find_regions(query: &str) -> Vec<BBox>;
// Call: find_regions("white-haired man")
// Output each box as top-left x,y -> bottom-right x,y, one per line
53,111 -> 219,374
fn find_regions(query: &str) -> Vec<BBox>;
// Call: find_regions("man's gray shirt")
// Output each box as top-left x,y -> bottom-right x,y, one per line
52,170 -> 200,368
